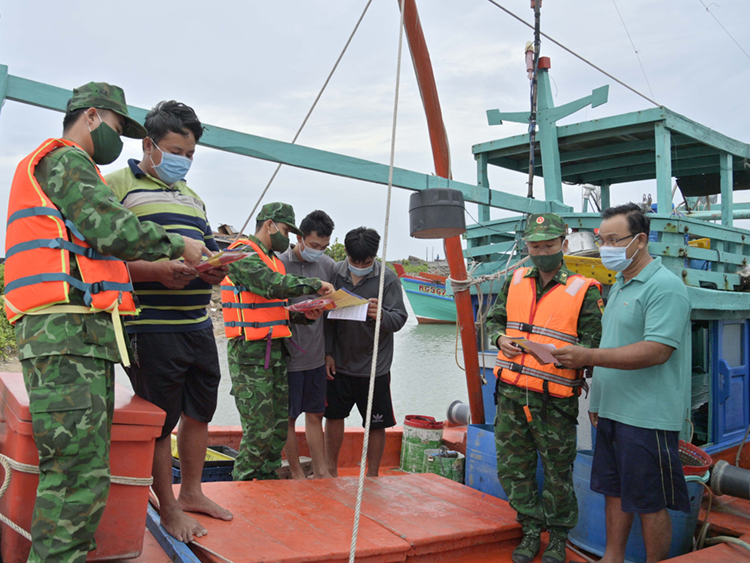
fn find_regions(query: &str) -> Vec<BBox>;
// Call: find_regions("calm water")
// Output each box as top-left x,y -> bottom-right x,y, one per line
115,296 -> 471,428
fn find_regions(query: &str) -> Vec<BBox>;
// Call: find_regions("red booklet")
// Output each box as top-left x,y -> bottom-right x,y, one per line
286,298 -> 333,313
195,251 -> 251,272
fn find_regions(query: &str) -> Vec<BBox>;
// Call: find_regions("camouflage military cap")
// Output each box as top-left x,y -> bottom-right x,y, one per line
522,213 -> 567,241
256,202 -> 303,236
67,82 -> 147,139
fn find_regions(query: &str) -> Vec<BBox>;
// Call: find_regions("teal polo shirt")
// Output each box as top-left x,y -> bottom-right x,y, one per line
590,257 -> 691,431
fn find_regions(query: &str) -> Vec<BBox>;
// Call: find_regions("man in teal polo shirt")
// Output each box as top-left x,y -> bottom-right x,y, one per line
551,203 -> 691,563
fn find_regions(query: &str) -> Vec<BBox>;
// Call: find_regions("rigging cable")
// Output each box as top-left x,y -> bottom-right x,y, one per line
485,0 -> 660,107
611,0 -> 656,101
233,0 -> 374,242
348,0 -> 405,561
698,0 -> 750,62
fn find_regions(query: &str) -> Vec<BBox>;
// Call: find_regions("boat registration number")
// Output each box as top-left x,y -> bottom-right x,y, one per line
419,284 -> 447,296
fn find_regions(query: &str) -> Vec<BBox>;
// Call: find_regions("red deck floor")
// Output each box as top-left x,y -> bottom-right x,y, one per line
179,473 -> 528,563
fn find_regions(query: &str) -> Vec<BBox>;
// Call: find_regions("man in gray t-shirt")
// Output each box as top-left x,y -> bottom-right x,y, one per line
278,210 -> 337,479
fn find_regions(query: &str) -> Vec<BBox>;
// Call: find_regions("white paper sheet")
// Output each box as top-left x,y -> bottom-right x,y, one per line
327,303 -> 369,321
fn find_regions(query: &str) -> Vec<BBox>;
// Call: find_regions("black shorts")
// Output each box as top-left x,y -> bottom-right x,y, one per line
591,417 -> 690,514
127,327 -> 221,440
325,372 -> 396,430
288,366 -> 327,418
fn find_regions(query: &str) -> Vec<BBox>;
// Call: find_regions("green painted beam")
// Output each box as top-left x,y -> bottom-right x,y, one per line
1,69 -> 572,216
600,182 -> 611,210
649,242 -> 747,267
476,153 -> 491,223
665,113 -> 750,160
721,152 -> 734,227
655,122 -> 673,211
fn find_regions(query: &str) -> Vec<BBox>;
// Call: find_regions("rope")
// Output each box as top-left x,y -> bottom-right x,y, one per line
190,540 -> 237,563
0,453 -> 153,542
485,0 -> 660,107
348,1 -> 405,561
233,0 -> 374,242
697,0 -> 750,62
611,0 -> 656,101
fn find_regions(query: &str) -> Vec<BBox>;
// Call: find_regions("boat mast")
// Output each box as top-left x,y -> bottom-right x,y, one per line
400,0 -> 486,424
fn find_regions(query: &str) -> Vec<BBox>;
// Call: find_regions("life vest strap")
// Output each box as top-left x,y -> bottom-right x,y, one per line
5,273 -> 133,307
221,301 -> 289,309
225,319 -> 289,328
495,359 -> 583,388
6,238 -> 121,262
506,321 -> 579,345
7,206 -> 86,241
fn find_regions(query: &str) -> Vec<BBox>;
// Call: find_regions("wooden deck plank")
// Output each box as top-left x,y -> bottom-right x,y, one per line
181,480 -> 410,563
311,475 -> 520,557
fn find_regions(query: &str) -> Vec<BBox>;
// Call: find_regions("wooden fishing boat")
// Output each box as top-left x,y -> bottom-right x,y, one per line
1,1 -> 750,562
392,263 -> 456,324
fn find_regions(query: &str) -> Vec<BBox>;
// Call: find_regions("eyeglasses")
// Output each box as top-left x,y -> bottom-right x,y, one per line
595,234 -> 636,247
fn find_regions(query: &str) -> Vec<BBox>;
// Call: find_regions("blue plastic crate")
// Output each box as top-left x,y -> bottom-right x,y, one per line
172,464 -> 234,484
464,423 -> 544,500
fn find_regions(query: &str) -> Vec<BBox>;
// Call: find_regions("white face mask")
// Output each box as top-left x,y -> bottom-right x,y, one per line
599,236 -> 640,272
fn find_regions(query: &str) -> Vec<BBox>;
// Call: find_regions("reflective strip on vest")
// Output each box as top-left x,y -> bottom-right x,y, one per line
222,301 -> 289,309
506,321 -> 580,344
495,359 -> 584,388
5,273 -> 133,307
6,238 -> 121,261
225,320 -> 289,328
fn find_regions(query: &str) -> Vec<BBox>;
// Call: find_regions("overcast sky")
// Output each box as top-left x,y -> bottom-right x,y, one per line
1,0 -> 749,260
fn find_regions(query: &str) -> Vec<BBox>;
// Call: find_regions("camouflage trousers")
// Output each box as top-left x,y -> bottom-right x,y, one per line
494,384 -> 578,534
229,360 -> 288,481
21,355 -> 114,563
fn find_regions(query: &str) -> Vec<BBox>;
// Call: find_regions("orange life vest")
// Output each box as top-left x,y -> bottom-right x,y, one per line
494,267 -> 601,398
221,238 -> 291,340
4,138 -> 137,324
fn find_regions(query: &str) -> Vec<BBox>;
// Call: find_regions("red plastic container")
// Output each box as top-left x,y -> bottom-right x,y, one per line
0,372 -> 165,562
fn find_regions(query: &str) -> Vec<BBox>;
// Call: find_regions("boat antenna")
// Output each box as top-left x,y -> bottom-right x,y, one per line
232,0 -> 374,242
486,0 -> 660,107
526,0 -> 542,199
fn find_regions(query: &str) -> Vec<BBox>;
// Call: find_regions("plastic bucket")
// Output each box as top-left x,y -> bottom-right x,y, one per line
569,450 -> 707,563
400,415 -> 444,473
424,449 -> 465,483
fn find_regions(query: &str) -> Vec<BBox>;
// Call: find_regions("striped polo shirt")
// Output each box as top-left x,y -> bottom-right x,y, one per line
105,160 -> 220,333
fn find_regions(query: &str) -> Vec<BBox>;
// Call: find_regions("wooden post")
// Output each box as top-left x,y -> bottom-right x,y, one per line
477,153 -> 491,223
600,181 -> 611,211
654,122 -> 672,212
721,152 -> 734,228
401,0 -> 485,424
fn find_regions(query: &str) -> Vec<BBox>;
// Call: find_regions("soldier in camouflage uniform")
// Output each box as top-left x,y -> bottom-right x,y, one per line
486,213 -> 603,563
225,203 -> 333,481
7,83 -> 206,563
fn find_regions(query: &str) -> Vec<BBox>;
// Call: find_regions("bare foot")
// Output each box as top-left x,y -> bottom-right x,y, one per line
290,467 -> 307,480
160,503 -> 208,543
312,471 -> 333,479
178,490 -> 234,521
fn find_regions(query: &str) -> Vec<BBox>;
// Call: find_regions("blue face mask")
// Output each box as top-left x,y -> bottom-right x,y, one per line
150,139 -> 192,185
348,259 -> 373,277
599,236 -> 640,272
300,241 -> 325,262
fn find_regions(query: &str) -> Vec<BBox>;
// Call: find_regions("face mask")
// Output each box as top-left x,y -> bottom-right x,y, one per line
269,223 -> 290,253
300,241 -> 325,262
530,250 -> 564,273
150,139 -> 192,185
599,236 -> 640,272
88,111 -> 123,165
348,260 -> 374,277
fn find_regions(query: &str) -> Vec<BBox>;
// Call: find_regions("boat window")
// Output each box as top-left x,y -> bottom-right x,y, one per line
722,322 -> 745,367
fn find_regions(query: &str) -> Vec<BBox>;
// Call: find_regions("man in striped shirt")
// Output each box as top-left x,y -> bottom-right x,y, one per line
106,101 -> 232,543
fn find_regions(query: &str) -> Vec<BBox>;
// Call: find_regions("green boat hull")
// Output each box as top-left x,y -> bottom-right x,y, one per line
400,277 -> 456,324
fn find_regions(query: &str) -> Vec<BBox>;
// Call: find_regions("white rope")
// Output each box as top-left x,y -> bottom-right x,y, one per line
348,1 -> 406,561
0,453 -> 153,542
233,0 -> 374,242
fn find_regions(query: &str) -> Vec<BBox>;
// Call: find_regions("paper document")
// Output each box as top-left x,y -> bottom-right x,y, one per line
327,303 -> 369,321
504,336 -> 559,365
325,288 -> 369,310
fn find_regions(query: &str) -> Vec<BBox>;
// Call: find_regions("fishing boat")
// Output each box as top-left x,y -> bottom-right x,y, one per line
392,263 -> 456,324
1,1 -> 750,562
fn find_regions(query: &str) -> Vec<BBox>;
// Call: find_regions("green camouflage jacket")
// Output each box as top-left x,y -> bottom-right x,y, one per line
14,145 -> 184,363
226,235 -> 323,366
